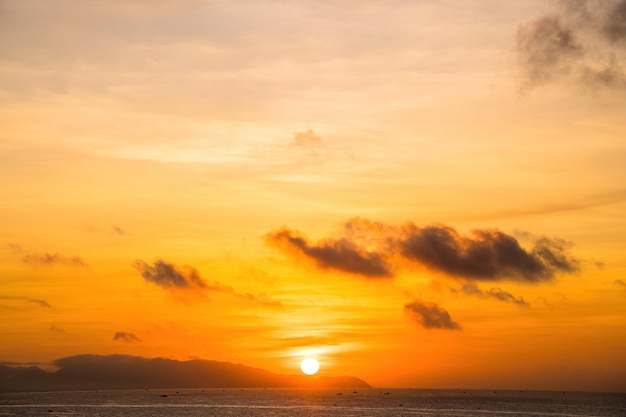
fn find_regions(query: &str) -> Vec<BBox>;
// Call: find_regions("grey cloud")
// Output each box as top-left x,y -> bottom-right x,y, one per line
133,259 -> 207,290
398,225 -> 579,282
133,259 -> 281,305
454,283 -> 528,307
515,16 -> 582,86
265,227 -> 392,278
404,299 -> 461,330
113,331 -> 141,343
516,0 -> 626,90
266,220 -> 580,283
22,252 -> 87,267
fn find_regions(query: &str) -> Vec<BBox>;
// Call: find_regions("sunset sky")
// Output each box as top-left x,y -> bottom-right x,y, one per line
1,0 -> 625,392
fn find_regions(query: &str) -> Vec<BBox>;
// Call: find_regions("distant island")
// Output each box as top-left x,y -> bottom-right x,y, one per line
0,354 -> 370,392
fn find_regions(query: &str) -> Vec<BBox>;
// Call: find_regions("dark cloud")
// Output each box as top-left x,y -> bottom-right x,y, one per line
454,283 -> 528,307
404,299 -> 461,330
28,299 -> 51,308
614,279 -> 626,288
267,219 -> 579,283
395,223 -> 579,282
22,252 -> 87,267
133,259 -> 281,306
133,259 -> 207,290
266,227 -> 392,278
516,0 -> 626,90
113,331 -> 141,343
398,225 -> 578,282
112,226 -> 126,236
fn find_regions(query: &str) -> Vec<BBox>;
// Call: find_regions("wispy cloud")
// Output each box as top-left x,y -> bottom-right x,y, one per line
22,252 -> 87,267
516,0 -> 626,90
289,129 -> 326,158
49,325 -> 65,334
404,299 -> 461,330
453,283 -> 528,307
112,226 -> 126,236
28,299 -> 52,308
133,259 -> 281,306
113,331 -> 141,343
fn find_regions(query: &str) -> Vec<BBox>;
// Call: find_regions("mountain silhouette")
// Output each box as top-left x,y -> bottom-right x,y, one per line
0,354 -> 370,392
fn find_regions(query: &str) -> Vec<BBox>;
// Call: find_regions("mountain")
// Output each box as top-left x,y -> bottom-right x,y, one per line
0,354 -> 370,392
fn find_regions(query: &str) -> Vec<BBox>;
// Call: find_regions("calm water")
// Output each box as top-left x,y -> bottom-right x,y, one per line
0,388 -> 624,416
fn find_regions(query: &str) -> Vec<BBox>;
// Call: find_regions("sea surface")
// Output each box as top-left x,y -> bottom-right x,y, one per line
0,388 -> 624,416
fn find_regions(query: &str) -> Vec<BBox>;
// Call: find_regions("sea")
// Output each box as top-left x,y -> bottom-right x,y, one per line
0,388 -> 624,417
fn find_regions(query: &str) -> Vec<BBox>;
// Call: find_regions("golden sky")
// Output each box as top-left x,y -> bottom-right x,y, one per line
1,0 -> 625,392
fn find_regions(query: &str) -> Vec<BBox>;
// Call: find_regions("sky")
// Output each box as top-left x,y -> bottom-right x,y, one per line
1,0 -> 625,392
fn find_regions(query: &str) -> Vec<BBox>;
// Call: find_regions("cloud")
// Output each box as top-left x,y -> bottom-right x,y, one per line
398,225 -> 580,282
404,299 -> 461,330
133,259 -> 281,306
614,279 -> 626,288
515,0 -> 626,90
22,252 -> 87,267
289,129 -> 325,157
515,16 -> 583,86
266,219 -> 580,283
28,299 -> 51,308
49,325 -> 65,334
113,331 -> 141,343
454,283 -> 528,307
133,259 -> 207,291
265,227 -> 392,278
112,226 -> 126,236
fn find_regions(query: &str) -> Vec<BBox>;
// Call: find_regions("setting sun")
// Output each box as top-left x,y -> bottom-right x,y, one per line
300,358 -> 320,375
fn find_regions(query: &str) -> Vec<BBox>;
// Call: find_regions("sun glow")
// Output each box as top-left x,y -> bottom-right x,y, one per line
300,358 -> 320,375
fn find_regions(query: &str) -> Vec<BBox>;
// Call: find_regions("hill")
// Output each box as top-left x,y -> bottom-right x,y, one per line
0,354 -> 370,392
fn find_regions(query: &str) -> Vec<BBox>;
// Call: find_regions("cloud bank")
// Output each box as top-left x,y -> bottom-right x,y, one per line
266,219 -> 579,283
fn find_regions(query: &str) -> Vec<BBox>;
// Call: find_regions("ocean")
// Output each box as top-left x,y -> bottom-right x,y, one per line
0,388 -> 624,416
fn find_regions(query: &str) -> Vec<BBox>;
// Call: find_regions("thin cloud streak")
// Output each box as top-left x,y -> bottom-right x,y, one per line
133,259 -> 281,306
453,283 -> 528,307
22,252 -> 87,267
113,331 -> 141,343
28,299 -> 52,308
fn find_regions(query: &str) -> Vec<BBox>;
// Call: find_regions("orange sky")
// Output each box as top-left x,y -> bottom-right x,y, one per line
1,0 -> 625,392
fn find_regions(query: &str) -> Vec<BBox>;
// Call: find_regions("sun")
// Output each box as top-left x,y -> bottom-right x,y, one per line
300,358 -> 320,375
